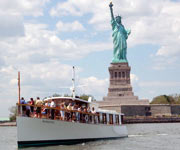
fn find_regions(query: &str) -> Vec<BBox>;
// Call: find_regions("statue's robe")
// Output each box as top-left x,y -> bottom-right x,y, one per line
111,19 -> 129,63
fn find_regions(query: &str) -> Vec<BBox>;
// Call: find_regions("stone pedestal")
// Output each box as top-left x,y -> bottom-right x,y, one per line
98,62 -> 149,113
106,62 -> 133,98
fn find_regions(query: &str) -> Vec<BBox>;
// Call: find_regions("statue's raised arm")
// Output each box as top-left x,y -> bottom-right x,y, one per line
109,2 -> 114,20
109,2 -> 130,63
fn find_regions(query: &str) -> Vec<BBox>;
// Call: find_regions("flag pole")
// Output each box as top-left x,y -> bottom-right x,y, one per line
18,71 -> 20,104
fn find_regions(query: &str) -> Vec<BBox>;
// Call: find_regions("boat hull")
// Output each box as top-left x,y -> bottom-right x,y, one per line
17,116 -> 128,147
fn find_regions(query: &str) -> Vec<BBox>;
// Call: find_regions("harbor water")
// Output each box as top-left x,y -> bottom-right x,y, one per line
1,123 -> 180,150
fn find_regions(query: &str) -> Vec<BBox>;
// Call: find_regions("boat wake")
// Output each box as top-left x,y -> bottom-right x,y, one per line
128,134 -> 144,137
157,133 -> 168,136
129,133 -> 168,138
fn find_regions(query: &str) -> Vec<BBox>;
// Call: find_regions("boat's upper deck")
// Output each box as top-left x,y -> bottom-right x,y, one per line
44,96 -> 92,104
17,96 -> 124,126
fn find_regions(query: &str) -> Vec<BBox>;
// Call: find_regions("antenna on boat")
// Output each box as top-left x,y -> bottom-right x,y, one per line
58,66 -> 86,97
72,66 -> 75,99
18,71 -> 21,104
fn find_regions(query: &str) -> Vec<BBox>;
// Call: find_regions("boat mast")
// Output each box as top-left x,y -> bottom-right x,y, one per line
72,66 -> 76,99
18,71 -> 21,104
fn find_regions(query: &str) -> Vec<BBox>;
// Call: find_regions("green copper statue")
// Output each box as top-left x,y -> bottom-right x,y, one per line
109,2 -> 131,63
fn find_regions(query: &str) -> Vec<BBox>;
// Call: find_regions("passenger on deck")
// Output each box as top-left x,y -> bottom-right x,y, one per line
78,106 -> 82,122
60,103 -> 65,120
78,106 -> 82,112
71,103 -> 77,121
73,104 -> 79,122
30,98 -> 34,115
50,99 -> 56,120
87,106 -> 92,122
83,107 -> 89,123
71,103 -> 76,110
35,97 -> 43,118
91,107 -> 96,123
67,103 -> 73,110
20,97 -> 25,104
42,101 -> 50,119
67,103 -> 73,121
83,107 -> 87,113
25,101 -> 31,117
20,97 -> 26,116
87,107 -> 91,113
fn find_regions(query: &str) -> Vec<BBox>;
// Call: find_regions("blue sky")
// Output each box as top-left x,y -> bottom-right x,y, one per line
0,0 -> 180,117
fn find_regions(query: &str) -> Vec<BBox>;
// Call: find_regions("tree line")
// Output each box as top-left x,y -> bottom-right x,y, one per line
150,94 -> 180,104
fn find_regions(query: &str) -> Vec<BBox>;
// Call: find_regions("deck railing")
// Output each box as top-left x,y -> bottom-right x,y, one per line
17,103 -> 102,124
17,103 -> 121,125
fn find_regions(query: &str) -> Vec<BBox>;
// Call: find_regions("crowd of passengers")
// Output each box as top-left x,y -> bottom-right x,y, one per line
19,97 -> 98,123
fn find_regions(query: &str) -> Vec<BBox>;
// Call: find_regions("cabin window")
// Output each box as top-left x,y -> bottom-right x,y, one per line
99,113 -> 103,123
102,113 -> 107,124
109,114 -> 113,124
120,115 -> 123,124
97,113 -> 100,123
113,115 -> 116,124
115,115 -> 120,124
106,114 -> 109,123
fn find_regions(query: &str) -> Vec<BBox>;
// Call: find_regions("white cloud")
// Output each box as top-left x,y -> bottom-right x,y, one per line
56,21 -> 85,32
0,23 -> 112,64
50,2 -> 82,17
0,0 -> 49,17
50,0 -> 109,31
130,74 -> 139,84
139,81 -> 180,87
137,80 -> 180,100
131,79 -> 180,101
79,77 -> 108,100
49,0 -> 106,17
0,0 -> 50,39
156,45 -> 180,57
0,55 -> 5,69
0,13 -> 24,38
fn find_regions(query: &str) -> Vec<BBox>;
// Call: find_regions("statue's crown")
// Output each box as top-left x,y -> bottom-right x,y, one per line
115,15 -> 121,19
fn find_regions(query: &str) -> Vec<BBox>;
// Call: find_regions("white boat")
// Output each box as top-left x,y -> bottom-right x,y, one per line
16,67 -> 128,148
17,97 -> 127,148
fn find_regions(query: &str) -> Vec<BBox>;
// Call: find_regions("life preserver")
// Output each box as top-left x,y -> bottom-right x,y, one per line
85,115 -> 88,122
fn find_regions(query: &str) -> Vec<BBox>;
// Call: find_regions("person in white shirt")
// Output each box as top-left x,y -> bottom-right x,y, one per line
91,107 -> 97,123
60,103 -> 65,120
50,99 -> 56,119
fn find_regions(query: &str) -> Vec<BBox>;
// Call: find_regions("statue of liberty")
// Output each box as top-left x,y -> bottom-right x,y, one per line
109,2 -> 131,63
